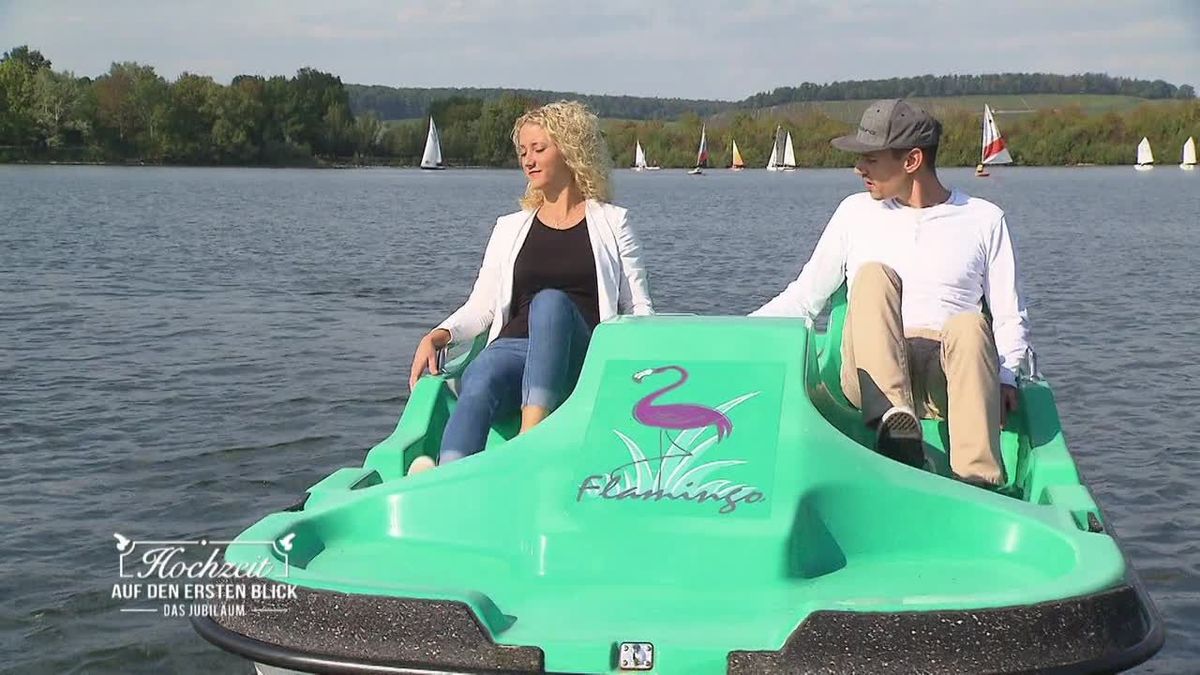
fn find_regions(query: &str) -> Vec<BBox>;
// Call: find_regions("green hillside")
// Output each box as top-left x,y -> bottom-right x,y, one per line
602,99 -> 1200,169
389,93 -> 1188,168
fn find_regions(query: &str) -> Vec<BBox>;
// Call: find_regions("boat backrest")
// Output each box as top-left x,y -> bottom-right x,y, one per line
438,334 -> 489,380
815,284 -> 850,405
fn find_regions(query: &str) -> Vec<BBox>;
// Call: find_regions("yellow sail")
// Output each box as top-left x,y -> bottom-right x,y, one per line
731,140 -> 745,168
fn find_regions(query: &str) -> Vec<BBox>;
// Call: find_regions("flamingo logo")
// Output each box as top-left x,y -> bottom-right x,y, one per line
626,366 -> 732,476
575,365 -> 765,514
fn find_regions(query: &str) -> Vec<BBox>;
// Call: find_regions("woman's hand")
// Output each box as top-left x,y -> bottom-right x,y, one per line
409,329 -> 452,391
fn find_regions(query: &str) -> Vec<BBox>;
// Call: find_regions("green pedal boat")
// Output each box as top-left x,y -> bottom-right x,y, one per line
192,291 -> 1163,674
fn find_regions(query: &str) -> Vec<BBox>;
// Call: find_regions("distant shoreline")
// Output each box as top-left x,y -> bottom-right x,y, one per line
4,47 -> 1193,173
0,159 -> 1157,170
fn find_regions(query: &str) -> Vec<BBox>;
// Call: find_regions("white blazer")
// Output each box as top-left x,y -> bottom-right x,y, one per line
437,199 -> 654,345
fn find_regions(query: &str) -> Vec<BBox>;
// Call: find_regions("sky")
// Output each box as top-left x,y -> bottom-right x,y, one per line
2,0 -> 1197,100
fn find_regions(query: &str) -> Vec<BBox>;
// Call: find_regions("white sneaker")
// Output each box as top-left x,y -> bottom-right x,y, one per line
876,406 -> 926,469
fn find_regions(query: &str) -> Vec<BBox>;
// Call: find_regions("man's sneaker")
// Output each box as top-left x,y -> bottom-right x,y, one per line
876,406 -> 925,468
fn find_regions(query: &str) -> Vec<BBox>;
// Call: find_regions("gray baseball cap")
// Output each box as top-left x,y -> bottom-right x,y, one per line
831,99 -> 942,153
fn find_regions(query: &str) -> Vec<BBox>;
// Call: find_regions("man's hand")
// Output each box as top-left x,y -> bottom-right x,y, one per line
1000,384 -> 1019,427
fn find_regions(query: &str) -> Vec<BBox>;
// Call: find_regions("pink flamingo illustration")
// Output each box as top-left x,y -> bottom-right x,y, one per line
631,366 -> 733,472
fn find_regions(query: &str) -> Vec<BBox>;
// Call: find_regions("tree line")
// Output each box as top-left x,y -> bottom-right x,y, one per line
349,84 -> 733,122
2,45 -> 1197,167
743,73 -> 1195,109
351,73 -> 1194,122
0,46 -> 382,164
0,46 -> 545,166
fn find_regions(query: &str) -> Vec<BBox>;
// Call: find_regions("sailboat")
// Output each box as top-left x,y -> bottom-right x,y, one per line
1181,137 -> 1196,171
782,131 -> 797,172
688,125 -> 708,175
975,104 -> 1012,178
730,139 -> 745,171
1135,137 -> 1154,171
632,140 -> 661,171
420,117 -> 445,170
766,126 -> 782,171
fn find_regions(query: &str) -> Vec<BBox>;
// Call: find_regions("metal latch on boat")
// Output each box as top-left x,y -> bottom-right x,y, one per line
618,642 -> 654,670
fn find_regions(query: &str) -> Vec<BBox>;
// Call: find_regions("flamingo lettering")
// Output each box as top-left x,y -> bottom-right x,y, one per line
576,475 -> 765,514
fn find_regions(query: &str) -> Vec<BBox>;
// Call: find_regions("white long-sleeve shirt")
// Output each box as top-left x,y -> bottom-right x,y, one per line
751,189 -> 1031,386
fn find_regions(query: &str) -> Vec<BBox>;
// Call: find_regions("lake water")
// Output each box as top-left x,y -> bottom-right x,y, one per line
1,165 -> 1197,673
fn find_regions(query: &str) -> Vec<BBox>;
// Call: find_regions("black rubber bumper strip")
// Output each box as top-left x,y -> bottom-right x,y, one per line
728,582 -> 1164,674
192,578 -> 1161,674
190,579 -> 543,674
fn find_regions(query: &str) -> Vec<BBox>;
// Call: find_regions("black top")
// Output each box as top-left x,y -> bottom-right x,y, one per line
497,215 -> 601,339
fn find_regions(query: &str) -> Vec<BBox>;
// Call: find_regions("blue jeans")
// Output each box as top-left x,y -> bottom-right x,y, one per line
439,289 -> 592,464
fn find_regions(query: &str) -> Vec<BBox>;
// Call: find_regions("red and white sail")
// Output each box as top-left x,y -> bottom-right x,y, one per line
981,104 -> 1012,165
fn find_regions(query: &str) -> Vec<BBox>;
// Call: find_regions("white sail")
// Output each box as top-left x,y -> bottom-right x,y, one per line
981,104 -> 1013,165
420,117 -> 444,169
1182,137 -> 1196,168
766,126 -> 781,170
783,132 -> 797,168
694,125 -> 709,168
634,140 -> 647,169
1136,137 -> 1154,166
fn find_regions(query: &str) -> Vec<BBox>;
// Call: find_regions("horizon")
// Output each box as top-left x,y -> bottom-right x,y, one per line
2,1 -> 1196,99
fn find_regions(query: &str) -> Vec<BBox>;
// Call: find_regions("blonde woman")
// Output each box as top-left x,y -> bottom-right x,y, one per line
407,101 -> 654,473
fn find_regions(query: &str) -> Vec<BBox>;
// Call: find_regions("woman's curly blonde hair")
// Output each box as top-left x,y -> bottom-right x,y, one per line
512,100 -> 612,210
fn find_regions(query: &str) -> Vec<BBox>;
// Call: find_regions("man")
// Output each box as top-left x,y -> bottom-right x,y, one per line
751,99 -> 1030,487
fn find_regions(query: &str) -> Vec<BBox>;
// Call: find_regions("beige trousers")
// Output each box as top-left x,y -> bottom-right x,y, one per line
840,262 -> 1005,485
